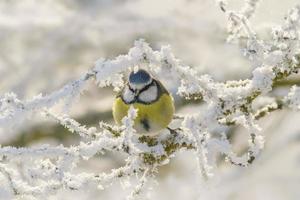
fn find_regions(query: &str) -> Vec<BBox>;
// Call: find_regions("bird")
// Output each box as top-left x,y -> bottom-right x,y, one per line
112,69 -> 175,136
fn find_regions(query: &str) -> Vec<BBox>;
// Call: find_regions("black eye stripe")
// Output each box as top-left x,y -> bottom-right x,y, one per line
137,80 -> 154,93
128,86 -> 135,93
127,80 -> 154,95
138,85 -> 157,98
121,80 -> 166,105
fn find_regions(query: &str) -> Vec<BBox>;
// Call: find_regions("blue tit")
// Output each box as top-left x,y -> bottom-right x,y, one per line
112,69 -> 175,135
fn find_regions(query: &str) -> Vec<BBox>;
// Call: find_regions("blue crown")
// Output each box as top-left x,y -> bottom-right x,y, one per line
129,69 -> 151,85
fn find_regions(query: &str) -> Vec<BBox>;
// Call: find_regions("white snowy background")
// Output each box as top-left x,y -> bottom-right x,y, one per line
0,0 -> 300,199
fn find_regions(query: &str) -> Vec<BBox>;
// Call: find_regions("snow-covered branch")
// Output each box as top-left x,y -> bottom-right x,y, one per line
0,2 -> 300,199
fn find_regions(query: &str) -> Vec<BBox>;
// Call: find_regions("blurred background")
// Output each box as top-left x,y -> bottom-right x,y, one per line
0,0 -> 300,199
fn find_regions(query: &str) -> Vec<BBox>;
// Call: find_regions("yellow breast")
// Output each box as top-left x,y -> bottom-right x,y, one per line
112,94 -> 175,135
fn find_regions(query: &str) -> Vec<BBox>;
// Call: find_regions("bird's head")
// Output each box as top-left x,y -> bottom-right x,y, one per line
128,69 -> 152,90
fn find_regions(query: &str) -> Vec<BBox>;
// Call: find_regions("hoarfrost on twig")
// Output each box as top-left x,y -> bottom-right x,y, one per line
0,2 -> 300,199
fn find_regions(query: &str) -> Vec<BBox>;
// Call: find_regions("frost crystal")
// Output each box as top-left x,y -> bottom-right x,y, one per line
286,86 -> 300,110
252,65 -> 275,94
0,2 -> 300,199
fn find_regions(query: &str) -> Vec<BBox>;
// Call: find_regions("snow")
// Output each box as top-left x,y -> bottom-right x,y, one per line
0,0 -> 300,199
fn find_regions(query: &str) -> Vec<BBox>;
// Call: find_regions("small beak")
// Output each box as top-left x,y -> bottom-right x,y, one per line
133,89 -> 139,97
129,82 -> 143,95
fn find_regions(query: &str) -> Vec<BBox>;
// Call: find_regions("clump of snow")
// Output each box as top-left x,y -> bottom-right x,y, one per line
285,85 -> 300,109
0,1 -> 300,199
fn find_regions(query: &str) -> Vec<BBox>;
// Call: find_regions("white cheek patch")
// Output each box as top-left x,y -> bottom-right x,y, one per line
138,85 -> 158,103
123,86 -> 135,103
